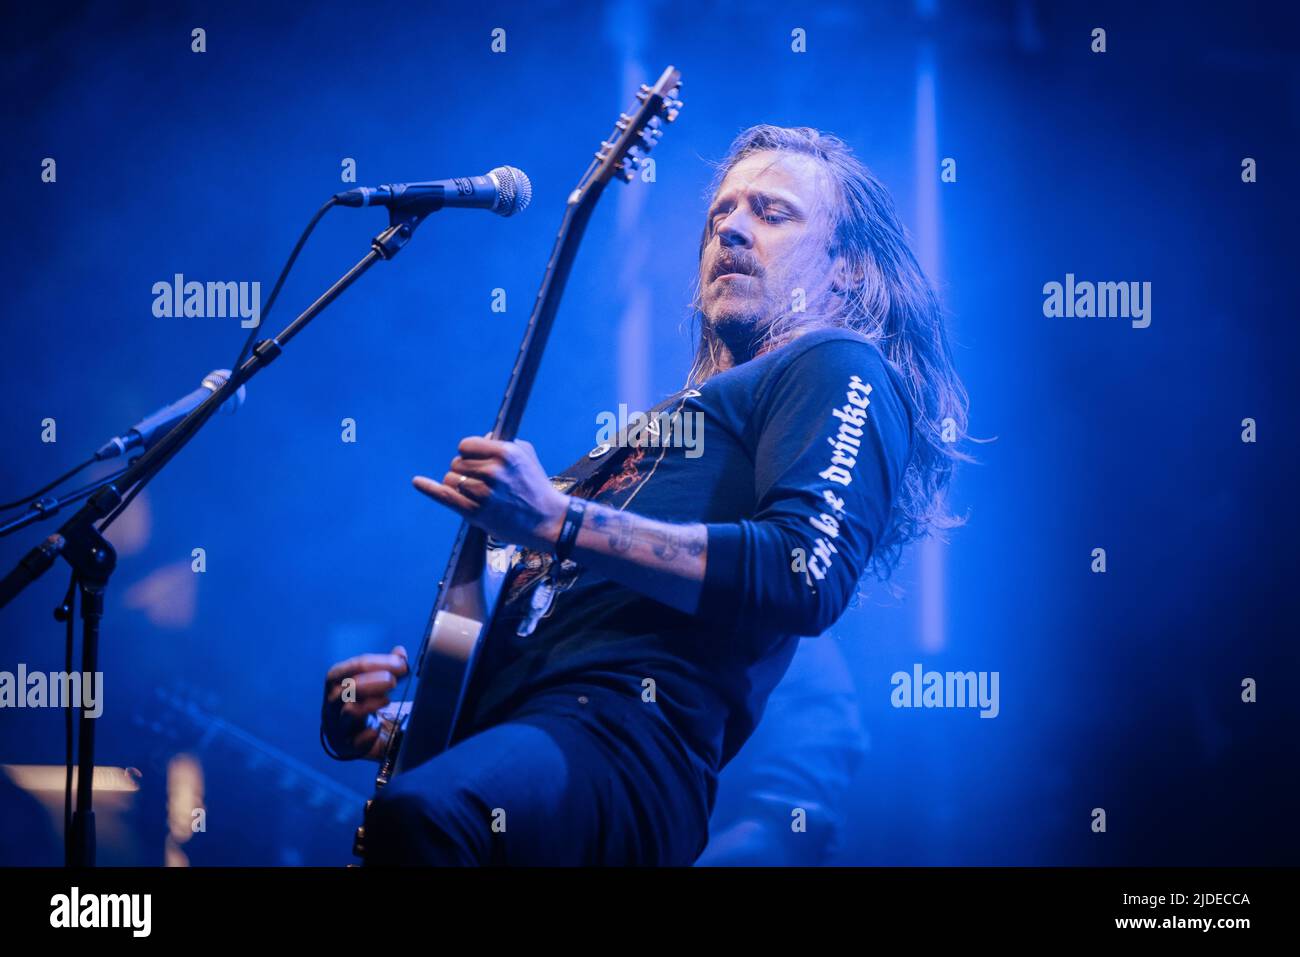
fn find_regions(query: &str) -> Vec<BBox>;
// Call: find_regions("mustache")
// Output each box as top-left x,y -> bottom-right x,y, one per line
708,251 -> 764,281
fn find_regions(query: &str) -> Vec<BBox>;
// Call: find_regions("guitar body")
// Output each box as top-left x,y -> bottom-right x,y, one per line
354,66 -> 682,859
387,524 -> 511,777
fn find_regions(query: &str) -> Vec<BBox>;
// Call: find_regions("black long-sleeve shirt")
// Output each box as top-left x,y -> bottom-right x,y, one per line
462,327 -> 916,771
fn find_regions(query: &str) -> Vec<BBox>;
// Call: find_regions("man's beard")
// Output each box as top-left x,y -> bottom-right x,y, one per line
703,298 -> 775,364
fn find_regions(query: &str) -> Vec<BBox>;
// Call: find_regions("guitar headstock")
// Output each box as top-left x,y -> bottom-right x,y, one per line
581,65 -> 683,196
483,65 -> 683,447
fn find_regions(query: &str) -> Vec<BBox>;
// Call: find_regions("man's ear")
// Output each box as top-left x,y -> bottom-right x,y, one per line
829,250 -> 865,295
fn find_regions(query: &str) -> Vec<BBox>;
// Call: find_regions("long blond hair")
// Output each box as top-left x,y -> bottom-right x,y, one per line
688,125 -> 970,580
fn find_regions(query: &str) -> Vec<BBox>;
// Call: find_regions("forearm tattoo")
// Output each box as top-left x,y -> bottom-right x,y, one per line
585,503 -> 706,562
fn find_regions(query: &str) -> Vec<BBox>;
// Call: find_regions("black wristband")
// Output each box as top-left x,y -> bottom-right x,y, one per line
554,496 -> 587,562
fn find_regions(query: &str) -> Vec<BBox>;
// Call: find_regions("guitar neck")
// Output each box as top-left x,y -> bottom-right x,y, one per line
385,67 -> 682,778
492,175 -> 604,441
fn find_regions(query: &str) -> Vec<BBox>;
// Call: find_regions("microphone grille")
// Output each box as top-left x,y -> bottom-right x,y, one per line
490,166 -> 532,217
203,368 -> 247,415
202,369 -> 231,392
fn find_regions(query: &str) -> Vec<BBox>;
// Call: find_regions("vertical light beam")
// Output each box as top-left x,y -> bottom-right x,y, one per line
608,0 -> 652,416
913,33 -> 947,654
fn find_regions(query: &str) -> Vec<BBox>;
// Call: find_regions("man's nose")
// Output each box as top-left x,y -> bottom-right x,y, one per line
717,210 -> 753,249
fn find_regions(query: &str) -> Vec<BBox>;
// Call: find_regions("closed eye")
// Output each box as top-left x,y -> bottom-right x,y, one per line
753,197 -> 794,224
706,194 -> 800,233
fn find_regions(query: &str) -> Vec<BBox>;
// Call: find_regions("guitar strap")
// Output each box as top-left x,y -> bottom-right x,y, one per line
491,390 -> 696,636
545,390 -> 692,498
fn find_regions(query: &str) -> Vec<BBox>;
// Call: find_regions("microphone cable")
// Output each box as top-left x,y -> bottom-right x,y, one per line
0,197 -> 340,528
100,197 -> 339,533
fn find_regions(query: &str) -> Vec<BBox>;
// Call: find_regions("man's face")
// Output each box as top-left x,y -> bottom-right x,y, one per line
699,149 -> 838,347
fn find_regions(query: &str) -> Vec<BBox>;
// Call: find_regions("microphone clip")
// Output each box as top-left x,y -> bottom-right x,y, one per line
372,208 -> 426,260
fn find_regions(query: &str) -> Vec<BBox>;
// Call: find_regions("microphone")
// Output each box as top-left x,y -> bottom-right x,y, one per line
334,166 -> 532,217
95,369 -> 247,461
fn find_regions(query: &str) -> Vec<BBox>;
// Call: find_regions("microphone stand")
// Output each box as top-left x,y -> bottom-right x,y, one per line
0,463 -> 137,539
0,207 -> 428,866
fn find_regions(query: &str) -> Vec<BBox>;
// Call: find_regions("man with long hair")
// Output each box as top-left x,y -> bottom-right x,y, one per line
321,125 -> 967,865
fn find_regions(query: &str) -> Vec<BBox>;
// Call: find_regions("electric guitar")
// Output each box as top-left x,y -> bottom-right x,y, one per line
353,66 -> 684,858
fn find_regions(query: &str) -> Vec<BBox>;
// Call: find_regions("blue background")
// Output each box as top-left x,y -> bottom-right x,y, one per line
1,0 -> 1296,865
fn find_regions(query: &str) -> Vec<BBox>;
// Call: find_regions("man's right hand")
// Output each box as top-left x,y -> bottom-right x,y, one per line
321,646 -> 410,761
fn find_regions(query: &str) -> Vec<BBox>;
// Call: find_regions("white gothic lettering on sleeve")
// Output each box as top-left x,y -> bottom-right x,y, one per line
808,375 -> 873,581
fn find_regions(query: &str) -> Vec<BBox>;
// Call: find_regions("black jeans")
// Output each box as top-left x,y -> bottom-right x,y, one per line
363,683 -> 715,865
